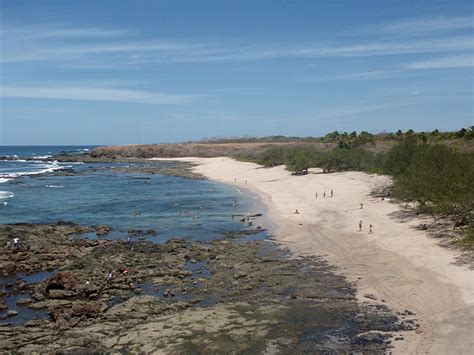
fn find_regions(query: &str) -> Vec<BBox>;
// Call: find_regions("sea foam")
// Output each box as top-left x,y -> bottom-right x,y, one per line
0,191 -> 14,200
0,161 -> 66,179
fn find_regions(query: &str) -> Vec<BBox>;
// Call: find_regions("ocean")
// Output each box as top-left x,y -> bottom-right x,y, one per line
0,146 -> 265,243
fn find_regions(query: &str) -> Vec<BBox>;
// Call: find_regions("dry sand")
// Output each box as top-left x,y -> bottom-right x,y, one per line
154,157 -> 474,354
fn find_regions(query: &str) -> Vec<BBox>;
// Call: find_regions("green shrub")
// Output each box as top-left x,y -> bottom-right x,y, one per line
393,145 -> 474,215
457,224 -> 474,250
285,148 -> 314,174
382,136 -> 418,176
313,148 -> 376,172
255,147 -> 287,167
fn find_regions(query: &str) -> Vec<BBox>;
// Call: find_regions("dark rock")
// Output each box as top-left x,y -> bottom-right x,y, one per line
16,298 -> 33,306
95,225 -> 111,236
363,293 -> 377,300
128,229 -> 144,237
49,290 -> 76,299
7,310 -> 18,317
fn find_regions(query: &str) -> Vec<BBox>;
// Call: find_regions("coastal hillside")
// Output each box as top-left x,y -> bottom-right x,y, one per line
91,128 -> 473,159
91,142 -> 335,159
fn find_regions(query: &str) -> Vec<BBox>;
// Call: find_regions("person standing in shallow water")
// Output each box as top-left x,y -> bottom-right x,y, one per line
330,189 -> 334,197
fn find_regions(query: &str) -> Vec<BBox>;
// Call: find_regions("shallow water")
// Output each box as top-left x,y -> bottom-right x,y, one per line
0,146 -> 267,326
0,146 -> 267,243
0,270 -> 57,325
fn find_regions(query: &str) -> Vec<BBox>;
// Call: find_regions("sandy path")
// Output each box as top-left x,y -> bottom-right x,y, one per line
154,157 -> 474,354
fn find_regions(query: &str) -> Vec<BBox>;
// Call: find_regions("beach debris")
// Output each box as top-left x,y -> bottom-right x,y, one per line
363,293 -> 377,300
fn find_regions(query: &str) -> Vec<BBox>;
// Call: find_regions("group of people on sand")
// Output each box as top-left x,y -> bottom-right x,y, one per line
359,220 -> 374,234
294,189 -> 336,214
315,189 -> 334,199
293,189 -> 375,234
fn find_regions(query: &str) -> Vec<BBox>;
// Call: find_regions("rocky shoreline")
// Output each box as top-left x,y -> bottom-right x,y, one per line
0,223 -> 417,353
3,153 -> 206,180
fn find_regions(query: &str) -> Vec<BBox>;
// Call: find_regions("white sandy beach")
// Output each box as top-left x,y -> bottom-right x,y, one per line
155,157 -> 474,354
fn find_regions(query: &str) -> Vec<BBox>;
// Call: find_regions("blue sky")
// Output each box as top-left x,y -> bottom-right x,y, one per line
0,0 -> 473,145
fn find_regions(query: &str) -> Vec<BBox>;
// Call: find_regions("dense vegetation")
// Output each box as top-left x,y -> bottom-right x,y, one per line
251,128 -> 474,248
197,126 -> 474,145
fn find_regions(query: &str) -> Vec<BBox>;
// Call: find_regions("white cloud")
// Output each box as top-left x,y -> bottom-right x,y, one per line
1,24 -> 134,40
354,15 -> 474,37
2,17 -> 473,66
0,86 -> 199,105
2,36 -> 473,65
405,55 -> 474,69
252,104 -> 392,125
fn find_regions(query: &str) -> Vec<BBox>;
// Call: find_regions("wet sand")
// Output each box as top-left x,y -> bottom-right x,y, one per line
157,157 -> 474,354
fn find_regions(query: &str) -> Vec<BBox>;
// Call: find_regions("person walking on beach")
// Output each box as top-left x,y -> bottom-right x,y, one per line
369,224 -> 373,234
358,220 -> 363,232
360,203 -> 363,209
323,191 -> 326,198
106,271 -> 113,283
330,189 -> 334,197
13,237 -> 19,250
315,192 -> 318,199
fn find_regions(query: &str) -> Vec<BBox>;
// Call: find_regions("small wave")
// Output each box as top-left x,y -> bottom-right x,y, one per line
0,178 -> 12,184
0,161 -> 65,180
46,185 -> 64,188
32,155 -> 52,159
0,191 -> 14,200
